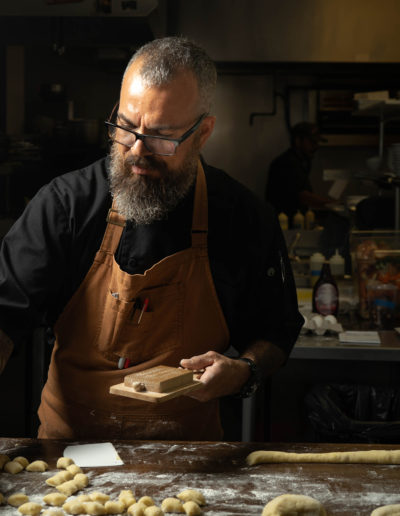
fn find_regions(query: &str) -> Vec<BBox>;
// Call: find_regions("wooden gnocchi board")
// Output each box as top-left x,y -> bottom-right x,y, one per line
110,365 -> 203,403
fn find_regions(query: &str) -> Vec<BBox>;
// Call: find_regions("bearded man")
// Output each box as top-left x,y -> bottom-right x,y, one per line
0,37 -> 303,440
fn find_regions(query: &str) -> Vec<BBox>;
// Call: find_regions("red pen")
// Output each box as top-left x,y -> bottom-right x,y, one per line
137,297 -> 149,324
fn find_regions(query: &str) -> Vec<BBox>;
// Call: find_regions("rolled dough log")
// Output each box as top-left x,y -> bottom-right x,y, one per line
262,494 -> 327,516
371,505 -> 400,516
247,449 -> 400,465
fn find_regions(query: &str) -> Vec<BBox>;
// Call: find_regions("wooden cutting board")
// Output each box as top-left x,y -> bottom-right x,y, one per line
109,365 -> 203,403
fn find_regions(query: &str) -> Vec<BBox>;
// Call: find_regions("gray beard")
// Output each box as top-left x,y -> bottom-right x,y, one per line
109,142 -> 198,224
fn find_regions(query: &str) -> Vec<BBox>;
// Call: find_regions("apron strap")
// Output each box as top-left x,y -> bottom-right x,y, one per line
191,161 -> 208,249
97,204 -> 126,258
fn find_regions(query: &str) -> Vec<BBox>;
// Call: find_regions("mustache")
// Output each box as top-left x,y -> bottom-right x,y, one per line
124,154 -> 160,170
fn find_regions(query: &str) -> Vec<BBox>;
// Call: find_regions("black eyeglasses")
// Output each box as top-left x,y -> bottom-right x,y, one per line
105,104 -> 207,156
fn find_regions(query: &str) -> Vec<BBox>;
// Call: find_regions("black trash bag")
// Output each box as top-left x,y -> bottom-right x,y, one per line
304,384 -> 400,443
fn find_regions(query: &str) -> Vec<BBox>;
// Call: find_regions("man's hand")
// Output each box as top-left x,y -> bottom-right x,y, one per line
180,351 -> 250,402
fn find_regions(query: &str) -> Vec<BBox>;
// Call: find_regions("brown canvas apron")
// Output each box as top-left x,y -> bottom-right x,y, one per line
38,162 -> 230,440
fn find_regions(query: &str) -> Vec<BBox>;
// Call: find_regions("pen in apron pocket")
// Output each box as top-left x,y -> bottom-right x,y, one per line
119,298 -> 150,369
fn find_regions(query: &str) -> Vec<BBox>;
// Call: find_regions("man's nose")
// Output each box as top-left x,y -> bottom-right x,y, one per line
129,136 -> 152,157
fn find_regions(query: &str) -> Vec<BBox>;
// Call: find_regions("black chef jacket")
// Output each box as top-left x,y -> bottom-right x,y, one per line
265,148 -> 312,221
0,157 -> 303,356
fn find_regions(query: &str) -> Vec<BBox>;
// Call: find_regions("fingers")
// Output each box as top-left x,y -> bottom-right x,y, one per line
180,351 -> 218,371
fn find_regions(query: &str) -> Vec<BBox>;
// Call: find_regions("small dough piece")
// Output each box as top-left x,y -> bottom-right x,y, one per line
26,459 -> 48,472
247,449 -> 400,465
43,492 -> 67,506
161,498 -> 184,513
14,456 -> 29,468
56,479 -> 79,496
177,490 -> 205,506
119,490 -> 136,509
67,463 -> 82,476
57,456 -> 75,469
138,496 -> 155,507
83,501 -> 107,515
43,510 -> 64,516
89,492 -> 110,504
42,510 -> 64,516
0,454 -> 10,469
182,501 -> 202,516
144,507 -> 164,516
63,499 -> 86,514
8,493 -> 30,507
76,494 -> 91,502
371,505 -> 400,516
18,502 -> 43,515
105,500 -> 125,514
261,494 -> 327,516
128,503 -> 146,516
46,470 -> 74,486
4,460 -> 24,474
74,473 -> 89,489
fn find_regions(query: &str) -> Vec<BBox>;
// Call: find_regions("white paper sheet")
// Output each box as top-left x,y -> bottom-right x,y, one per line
63,442 -> 124,467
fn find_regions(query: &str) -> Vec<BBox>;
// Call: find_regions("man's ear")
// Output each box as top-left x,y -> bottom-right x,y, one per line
198,115 -> 216,149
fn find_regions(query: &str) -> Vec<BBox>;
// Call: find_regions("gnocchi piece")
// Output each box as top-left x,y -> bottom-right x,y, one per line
18,502 -> 43,515
161,498 -> 184,513
66,463 -> 82,476
56,456 -> 75,469
89,491 -> 110,504
43,492 -> 67,506
26,460 -> 48,472
56,479 -> 79,496
46,470 -> 73,486
119,490 -> 136,509
144,507 -> 164,516
177,490 -> 205,507
13,457 -> 29,468
182,501 -> 202,516
43,510 -> 65,516
127,502 -> 146,516
138,496 -> 155,507
4,460 -> 24,474
8,493 -> 30,507
63,499 -> 86,514
105,500 -> 125,514
83,501 -> 107,515
76,494 -> 91,502
0,454 -> 10,469
74,473 -> 89,489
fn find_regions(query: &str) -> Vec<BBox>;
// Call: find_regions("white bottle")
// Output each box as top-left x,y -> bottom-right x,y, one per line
329,249 -> 345,278
309,252 -> 325,287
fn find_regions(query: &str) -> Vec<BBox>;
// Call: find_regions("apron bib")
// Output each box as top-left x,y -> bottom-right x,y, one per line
38,162 -> 230,440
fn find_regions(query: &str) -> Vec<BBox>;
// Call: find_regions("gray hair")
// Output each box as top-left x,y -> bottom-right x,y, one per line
123,37 -> 217,114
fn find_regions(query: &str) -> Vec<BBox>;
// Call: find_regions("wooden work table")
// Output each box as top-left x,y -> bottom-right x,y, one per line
1,439 -> 400,515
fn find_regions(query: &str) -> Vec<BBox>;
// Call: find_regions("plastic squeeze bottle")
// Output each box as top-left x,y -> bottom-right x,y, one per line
312,262 -> 339,316
304,208 -> 315,230
293,210 -> 304,229
309,252 -> 325,287
278,212 -> 288,230
329,249 -> 345,278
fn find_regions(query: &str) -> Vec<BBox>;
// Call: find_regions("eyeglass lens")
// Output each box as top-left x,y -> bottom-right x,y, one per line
108,125 -> 177,155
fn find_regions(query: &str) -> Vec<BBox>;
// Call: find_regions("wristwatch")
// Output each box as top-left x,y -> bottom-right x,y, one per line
235,357 -> 261,398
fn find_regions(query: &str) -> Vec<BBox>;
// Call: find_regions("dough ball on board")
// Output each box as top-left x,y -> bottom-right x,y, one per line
43,492 -> 67,506
14,457 -> 29,468
8,493 -> 29,507
371,505 -> 400,516
262,494 -> 327,516
4,461 -> 24,474
56,457 -> 74,469
18,502 -> 43,515
161,497 -> 184,513
177,490 -> 205,506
